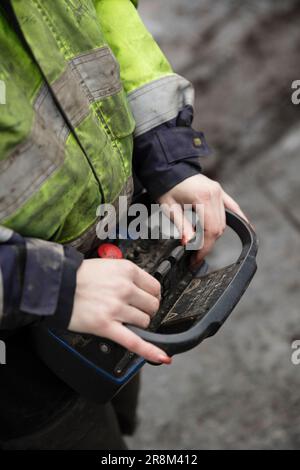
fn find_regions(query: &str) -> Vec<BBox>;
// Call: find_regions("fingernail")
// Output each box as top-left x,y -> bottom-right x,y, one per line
181,234 -> 194,246
158,355 -> 172,365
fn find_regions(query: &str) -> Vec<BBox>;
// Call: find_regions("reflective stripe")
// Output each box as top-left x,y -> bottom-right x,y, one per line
0,226 -> 13,243
0,85 -> 69,220
52,65 -> 90,128
128,74 -> 194,137
34,84 -> 70,142
51,46 -> 122,128
70,46 -> 122,102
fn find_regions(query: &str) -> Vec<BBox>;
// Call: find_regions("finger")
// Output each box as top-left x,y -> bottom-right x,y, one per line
190,201 -> 222,266
218,197 -> 226,231
211,192 -> 225,234
193,195 -> 225,248
162,201 -> 195,244
122,305 -> 152,329
222,191 -> 249,223
107,323 -> 172,364
203,197 -> 223,238
134,267 -> 161,299
190,230 -> 216,267
129,285 -> 160,317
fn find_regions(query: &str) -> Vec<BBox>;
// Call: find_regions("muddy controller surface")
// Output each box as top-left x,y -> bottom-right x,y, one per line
31,210 -> 258,403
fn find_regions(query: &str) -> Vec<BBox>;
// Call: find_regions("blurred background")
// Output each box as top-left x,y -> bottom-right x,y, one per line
128,0 -> 300,450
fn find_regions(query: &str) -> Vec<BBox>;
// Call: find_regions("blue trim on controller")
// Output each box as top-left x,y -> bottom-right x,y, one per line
48,330 -> 145,385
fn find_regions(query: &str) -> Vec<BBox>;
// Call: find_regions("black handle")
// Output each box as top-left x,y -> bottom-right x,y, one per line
127,210 -> 258,356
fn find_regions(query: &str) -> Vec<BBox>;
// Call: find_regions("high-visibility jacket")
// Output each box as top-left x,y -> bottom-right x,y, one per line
0,0 -> 205,329
0,0 -> 193,246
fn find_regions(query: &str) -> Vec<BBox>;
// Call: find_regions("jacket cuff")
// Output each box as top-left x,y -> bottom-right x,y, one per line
43,245 -> 84,329
133,106 -> 211,199
128,74 -> 194,137
0,229 -> 83,330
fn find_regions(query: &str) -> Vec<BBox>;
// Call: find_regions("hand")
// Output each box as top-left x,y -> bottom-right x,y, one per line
69,259 -> 171,364
158,174 -> 249,266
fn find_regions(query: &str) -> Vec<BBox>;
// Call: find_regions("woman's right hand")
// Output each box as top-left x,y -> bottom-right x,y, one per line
68,258 -> 171,364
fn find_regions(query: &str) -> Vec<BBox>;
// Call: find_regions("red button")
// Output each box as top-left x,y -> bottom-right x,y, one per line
97,243 -> 123,259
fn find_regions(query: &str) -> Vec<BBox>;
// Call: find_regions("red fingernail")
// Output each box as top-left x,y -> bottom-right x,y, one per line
159,355 -> 172,365
181,233 -> 195,246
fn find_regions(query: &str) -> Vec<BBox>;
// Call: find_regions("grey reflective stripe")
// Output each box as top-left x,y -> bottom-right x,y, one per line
128,74 -> 195,137
52,65 -> 90,128
0,225 -> 13,242
0,85 -> 69,220
34,84 -> 70,142
0,268 -> 3,324
70,46 -> 122,102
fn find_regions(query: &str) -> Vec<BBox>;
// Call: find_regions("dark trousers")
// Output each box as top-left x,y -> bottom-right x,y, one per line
0,372 -> 140,450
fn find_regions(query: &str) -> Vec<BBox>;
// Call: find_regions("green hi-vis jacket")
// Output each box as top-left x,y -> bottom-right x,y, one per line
0,0 -> 194,249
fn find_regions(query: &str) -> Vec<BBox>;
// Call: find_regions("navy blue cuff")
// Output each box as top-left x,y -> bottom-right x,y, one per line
20,239 -> 65,316
43,246 -> 84,330
133,106 -> 211,199
0,232 -> 83,330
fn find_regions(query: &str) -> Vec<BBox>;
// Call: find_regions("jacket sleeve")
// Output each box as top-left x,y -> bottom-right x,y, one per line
94,0 -> 210,198
0,225 -> 83,331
